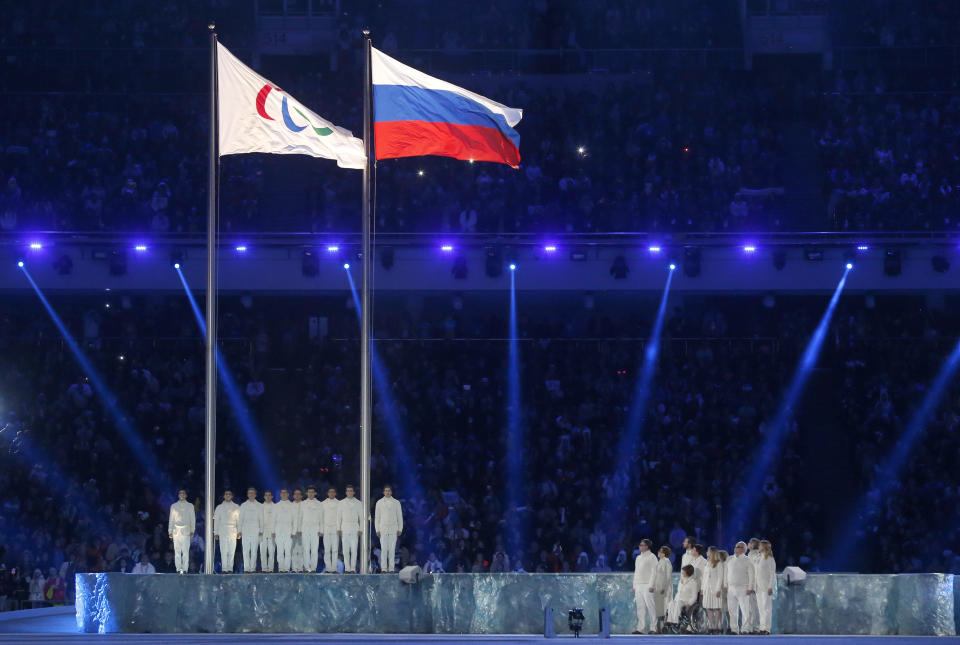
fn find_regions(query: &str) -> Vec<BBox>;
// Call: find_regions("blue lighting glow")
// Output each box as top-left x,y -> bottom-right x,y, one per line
506,264 -> 525,552
29,242 -> 42,250
327,245 -> 340,253
743,245 -> 757,253
544,245 -> 557,252
649,246 -> 662,253
509,263 -> 517,271
134,244 -> 148,252
173,262 -> 180,269
669,263 -> 677,270
343,263 -> 350,270
17,260 -> 24,268
235,245 -> 248,252
441,244 -> 454,252
857,245 -> 869,251
846,262 -> 854,270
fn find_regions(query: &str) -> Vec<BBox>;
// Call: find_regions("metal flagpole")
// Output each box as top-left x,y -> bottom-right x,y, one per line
359,29 -> 374,574
203,23 -> 220,575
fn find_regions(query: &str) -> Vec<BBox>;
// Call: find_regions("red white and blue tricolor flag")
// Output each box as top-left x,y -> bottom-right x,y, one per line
372,47 -> 523,168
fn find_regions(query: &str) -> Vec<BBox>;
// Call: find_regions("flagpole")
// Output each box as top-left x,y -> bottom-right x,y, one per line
360,29 -> 374,575
203,22 -> 220,575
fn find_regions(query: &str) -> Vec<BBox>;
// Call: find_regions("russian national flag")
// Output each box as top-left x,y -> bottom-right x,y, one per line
372,48 -> 522,168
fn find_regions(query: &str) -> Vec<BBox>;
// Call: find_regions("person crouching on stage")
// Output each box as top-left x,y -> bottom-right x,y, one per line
701,546 -> 725,633
654,546 -> 673,633
631,538 -> 658,635
666,564 -> 699,630
756,540 -> 777,634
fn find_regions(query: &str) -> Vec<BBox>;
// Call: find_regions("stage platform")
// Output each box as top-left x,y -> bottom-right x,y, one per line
72,572 -> 958,636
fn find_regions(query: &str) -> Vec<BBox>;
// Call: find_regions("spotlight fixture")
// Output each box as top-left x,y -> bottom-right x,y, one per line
134,244 -> 148,253
29,242 -> 43,250
17,260 -> 24,268
326,245 -> 340,253
883,249 -> 901,277
846,262 -> 854,270
302,249 -> 319,277
544,245 -> 557,253
669,263 -> 676,271
235,245 -> 248,253
485,246 -> 503,277
509,263 -> 517,271
174,263 -> 180,270
648,245 -> 662,253
343,263 -> 350,270
932,255 -> 950,273
568,608 -> 585,638
452,255 -> 468,279
743,245 -> 757,253
857,244 -> 869,252
610,255 -> 629,279
773,249 -> 787,271
683,246 -> 701,278
379,246 -> 395,270
441,244 -> 454,252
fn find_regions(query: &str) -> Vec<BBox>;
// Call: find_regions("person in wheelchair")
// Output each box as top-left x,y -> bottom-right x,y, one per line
665,564 -> 701,633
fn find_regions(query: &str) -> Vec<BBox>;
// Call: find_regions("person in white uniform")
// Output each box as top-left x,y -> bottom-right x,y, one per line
691,543 -> 707,587
631,539 -> 658,634
654,546 -> 673,633
701,547 -> 725,634
755,540 -> 777,634
726,541 -> 757,634
299,486 -> 324,573
320,487 -> 342,573
680,536 -> 696,570
374,485 -> 403,573
339,484 -> 364,573
291,488 -> 305,572
666,564 -> 699,626
273,489 -> 297,572
238,487 -> 263,573
259,490 -> 276,572
718,550 -> 730,632
213,490 -> 240,573
745,538 -> 762,634
168,489 -> 195,574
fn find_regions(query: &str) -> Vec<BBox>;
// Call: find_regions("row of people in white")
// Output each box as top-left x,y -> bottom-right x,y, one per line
634,538 -> 777,635
169,484 -> 403,574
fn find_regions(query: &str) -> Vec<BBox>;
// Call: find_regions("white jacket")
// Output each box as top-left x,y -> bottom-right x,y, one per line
374,496 -> 403,533
261,500 -> 276,536
339,497 -> 364,533
320,498 -> 341,532
632,551 -> 658,590
756,555 -> 777,593
299,498 -> 324,531
213,500 -> 240,535
726,553 -> 756,589
674,575 -> 699,605
702,562 -> 724,595
692,555 -> 707,582
168,500 -> 195,537
273,499 -> 297,537
655,557 -> 672,594
238,500 -> 263,534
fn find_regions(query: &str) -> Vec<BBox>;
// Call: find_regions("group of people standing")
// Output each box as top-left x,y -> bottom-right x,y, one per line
633,537 -> 777,635
167,485 -> 404,574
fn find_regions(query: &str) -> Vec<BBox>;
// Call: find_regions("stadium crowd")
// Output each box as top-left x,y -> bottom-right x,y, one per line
1,294 -> 958,609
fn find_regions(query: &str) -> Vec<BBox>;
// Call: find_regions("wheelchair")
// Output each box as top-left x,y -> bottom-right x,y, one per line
664,599 -> 708,634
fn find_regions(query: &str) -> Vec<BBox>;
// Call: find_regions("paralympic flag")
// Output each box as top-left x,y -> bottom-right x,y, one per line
216,42 -> 365,169
372,48 -> 523,168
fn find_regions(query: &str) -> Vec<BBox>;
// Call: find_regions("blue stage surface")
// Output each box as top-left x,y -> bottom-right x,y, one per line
71,572 -> 957,636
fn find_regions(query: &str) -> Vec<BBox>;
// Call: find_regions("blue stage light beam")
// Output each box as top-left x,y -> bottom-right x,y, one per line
726,265 -> 851,540
506,263 -> 525,553
175,266 -> 281,492
344,268 -> 425,504
604,267 -> 675,526
828,336 -> 960,570
19,264 -> 173,492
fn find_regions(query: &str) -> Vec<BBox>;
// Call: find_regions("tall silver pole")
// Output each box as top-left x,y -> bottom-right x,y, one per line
359,30 -> 374,574
203,24 -> 219,575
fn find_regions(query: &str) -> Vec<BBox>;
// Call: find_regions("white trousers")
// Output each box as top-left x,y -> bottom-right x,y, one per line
275,534 -> 293,572
292,535 -> 304,572
303,531 -> 320,572
218,531 -> 238,573
241,532 -> 259,572
342,532 -> 359,572
635,588 -> 657,632
260,535 -> 276,572
323,531 -> 340,572
173,534 -> 191,573
745,590 -> 760,632
380,531 -> 398,572
757,590 -> 773,632
727,586 -> 756,634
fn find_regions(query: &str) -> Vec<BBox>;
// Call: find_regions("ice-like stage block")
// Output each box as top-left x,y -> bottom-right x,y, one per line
75,572 -> 956,635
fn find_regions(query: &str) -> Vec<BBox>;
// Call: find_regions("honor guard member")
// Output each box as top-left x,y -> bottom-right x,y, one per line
320,487 -> 341,573
168,489 -> 195,574
291,488 -> 305,572
259,490 -> 277,572
374,485 -> 403,573
299,486 -> 324,573
339,484 -> 363,573
238,487 -> 263,573
632,539 -> 658,635
726,541 -> 758,634
213,490 -> 240,573
273,489 -> 297,572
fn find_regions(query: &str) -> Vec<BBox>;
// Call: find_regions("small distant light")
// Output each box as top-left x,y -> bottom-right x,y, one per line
105,303 -> 111,309
29,242 -> 42,250
174,263 -> 180,269
648,245 -> 662,253
509,263 -> 517,271
17,260 -> 24,268
235,245 -> 248,252
669,263 -> 677,270
105,288 -> 111,292
577,146 -> 586,154
327,245 -> 340,253
683,146 -> 690,153
857,245 -> 869,251
418,169 -> 425,177
134,244 -> 148,252
468,159 -> 474,164
544,245 -> 557,252
743,245 -> 757,253
118,355 -> 125,361
846,262 -> 854,270
343,263 -> 350,270
441,244 -> 454,252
